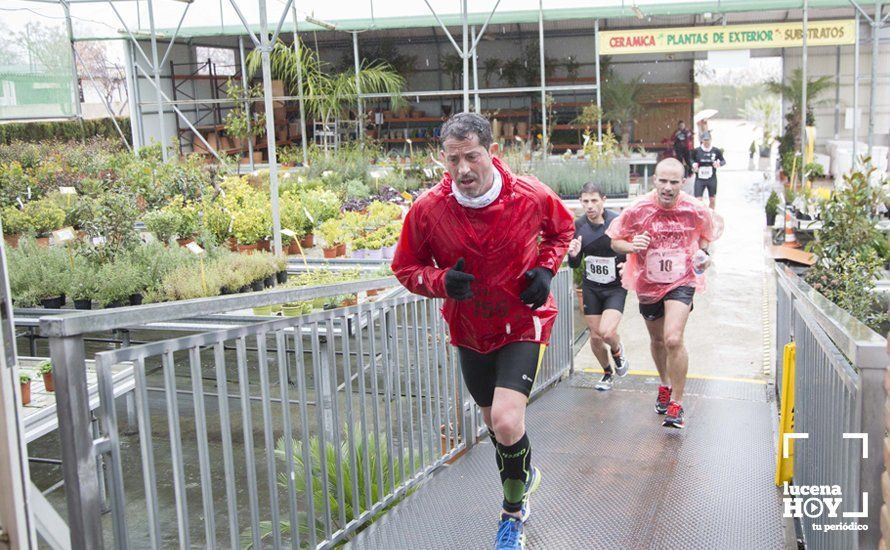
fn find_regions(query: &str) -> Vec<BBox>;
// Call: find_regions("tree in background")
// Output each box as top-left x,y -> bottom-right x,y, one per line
767,68 -> 834,179
74,41 -> 126,112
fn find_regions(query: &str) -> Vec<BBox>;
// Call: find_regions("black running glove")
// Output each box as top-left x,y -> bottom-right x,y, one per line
444,258 -> 475,300
520,267 -> 553,309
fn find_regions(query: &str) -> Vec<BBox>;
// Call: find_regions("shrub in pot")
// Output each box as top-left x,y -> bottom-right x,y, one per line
23,200 -> 66,240
275,255 -> 288,283
765,191 -> 780,226
97,261 -> 141,308
1,205 -> 33,247
232,205 -> 270,251
318,219 -> 348,258
67,263 -> 100,310
142,209 -> 180,244
37,360 -> 54,392
20,373 -> 32,405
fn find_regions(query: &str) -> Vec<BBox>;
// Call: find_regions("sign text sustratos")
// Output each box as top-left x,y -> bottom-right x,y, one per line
600,20 -> 855,55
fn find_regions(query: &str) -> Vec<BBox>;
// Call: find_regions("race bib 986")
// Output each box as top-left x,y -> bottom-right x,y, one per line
585,256 -> 616,284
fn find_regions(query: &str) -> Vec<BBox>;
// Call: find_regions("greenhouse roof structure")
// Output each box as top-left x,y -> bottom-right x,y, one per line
25,0 -> 886,40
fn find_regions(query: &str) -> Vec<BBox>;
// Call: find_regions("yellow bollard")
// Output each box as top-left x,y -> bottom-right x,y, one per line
775,342 -> 797,485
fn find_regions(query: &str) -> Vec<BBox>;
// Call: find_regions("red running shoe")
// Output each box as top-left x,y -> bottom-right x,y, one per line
663,401 -> 685,429
655,385 -> 671,415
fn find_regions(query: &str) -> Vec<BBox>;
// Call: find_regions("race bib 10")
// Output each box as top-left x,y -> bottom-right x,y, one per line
585,256 -> 617,284
644,249 -> 687,284
698,165 -> 714,179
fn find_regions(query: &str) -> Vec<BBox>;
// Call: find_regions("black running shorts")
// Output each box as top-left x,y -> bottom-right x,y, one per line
581,285 -> 628,315
639,285 -> 695,322
694,177 -> 717,198
458,342 -> 546,407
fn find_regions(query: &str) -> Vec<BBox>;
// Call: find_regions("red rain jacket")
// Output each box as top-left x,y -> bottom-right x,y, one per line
392,157 -> 574,354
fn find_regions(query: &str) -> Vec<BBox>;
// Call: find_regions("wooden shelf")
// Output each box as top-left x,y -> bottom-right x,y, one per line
180,124 -> 227,133
172,73 -> 240,81
196,138 -> 294,156
383,117 -> 445,123
485,110 -> 532,119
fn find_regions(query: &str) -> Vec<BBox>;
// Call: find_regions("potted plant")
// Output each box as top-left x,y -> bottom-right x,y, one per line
351,235 -> 369,259
765,191 -> 780,226
97,261 -> 141,308
37,360 -> 54,392
67,263 -> 100,310
340,294 -> 358,307
224,81 -> 267,162
318,219 -> 347,258
142,209 -> 180,244
1,206 -> 32,248
23,200 -> 66,247
275,255 -> 288,284
231,206 -> 270,253
20,373 -> 32,405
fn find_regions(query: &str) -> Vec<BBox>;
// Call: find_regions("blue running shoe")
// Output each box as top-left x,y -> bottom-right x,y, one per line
518,466 -> 542,523
495,513 -> 525,550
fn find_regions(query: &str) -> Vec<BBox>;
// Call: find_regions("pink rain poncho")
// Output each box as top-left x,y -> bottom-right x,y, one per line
606,191 -> 723,304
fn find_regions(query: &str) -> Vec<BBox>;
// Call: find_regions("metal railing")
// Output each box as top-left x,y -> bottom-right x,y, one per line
775,265 -> 887,549
40,268 -> 574,549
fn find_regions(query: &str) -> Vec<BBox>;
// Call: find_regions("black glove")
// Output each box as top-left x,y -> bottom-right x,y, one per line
444,258 -> 475,300
520,267 -> 553,309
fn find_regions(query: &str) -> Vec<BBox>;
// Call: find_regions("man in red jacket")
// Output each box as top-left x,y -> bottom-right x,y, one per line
392,113 -> 574,550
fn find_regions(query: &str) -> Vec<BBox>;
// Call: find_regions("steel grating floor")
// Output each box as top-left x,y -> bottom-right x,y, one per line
347,372 -> 786,550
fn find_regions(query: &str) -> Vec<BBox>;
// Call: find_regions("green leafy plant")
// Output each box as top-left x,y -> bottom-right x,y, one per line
301,188 -> 341,229
22,200 -> 65,235
66,260 -> 100,302
20,373 -> 32,384
37,360 -> 52,376
243,430 -> 417,548
96,260 -> 141,306
1,206 -> 32,235
248,39 -> 404,150
318,219 -> 348,248
142,209 -> 181,244
765,191 -> 780,218
805,162 -> 889,333
223,81 -> 267,140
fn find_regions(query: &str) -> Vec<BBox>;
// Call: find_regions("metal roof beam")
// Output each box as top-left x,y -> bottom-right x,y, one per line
423,0 -> 464,58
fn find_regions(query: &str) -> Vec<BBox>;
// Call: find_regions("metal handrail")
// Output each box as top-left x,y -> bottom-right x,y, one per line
38,276 -> 397,337
774,263 -> 887,549
775,265 -> 885,369
42,267 -> 574,549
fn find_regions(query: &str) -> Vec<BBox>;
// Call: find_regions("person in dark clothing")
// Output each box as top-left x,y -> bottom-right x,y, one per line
567,182 -> 629,391
692,131 -> 726,209
672,121 -> 694,177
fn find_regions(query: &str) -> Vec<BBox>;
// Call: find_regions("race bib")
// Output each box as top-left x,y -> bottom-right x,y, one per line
584,256 -> 616,284
645,249 -> 687,284
698,165 -> 714,179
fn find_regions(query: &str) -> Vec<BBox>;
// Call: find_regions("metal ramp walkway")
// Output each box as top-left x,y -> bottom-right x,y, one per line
348,372 -> 787,549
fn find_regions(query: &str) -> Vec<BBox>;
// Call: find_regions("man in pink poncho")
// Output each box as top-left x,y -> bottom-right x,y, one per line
607,158 -> 722,429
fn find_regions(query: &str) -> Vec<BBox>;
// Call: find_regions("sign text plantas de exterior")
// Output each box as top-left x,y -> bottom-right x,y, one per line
600,20 -> 855,55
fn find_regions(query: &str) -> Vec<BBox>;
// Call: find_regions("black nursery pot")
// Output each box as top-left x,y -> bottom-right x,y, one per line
277,271 -> 288,284
251,280 -> 264,291
104,300 -> 125,309
239,285 -> 251,293
74,299 -> 92,310
41,296 -> 64,309
264,275 -> 275,287
129,293 -> 144,306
